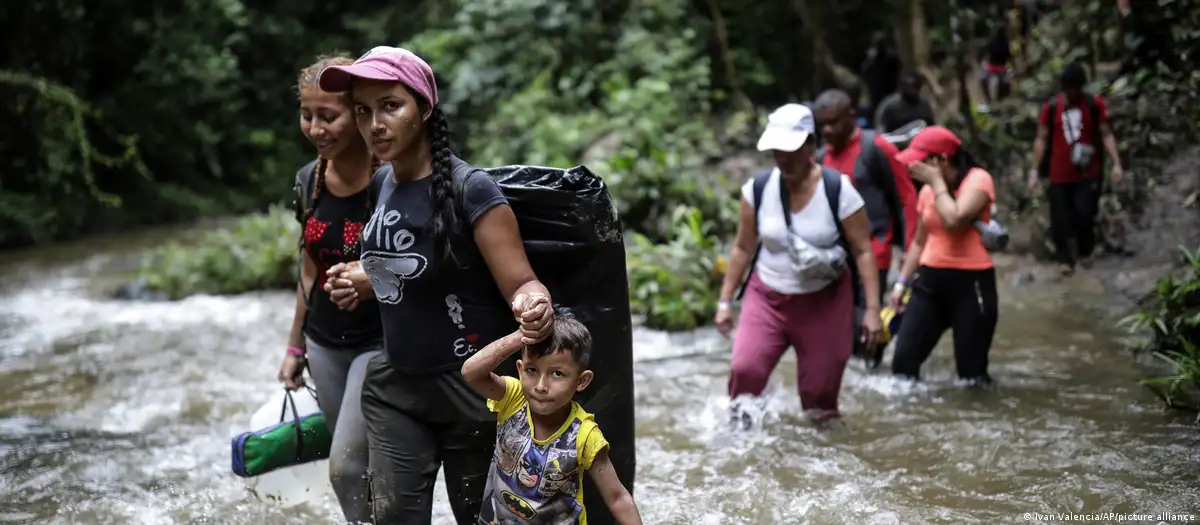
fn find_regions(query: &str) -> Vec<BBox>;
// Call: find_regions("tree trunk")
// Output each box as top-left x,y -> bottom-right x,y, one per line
950,0 -> 979,144
892,0 -> 931,72
892,0 -> 942,98
703,0 -> 756,117
790,0 -> 865,93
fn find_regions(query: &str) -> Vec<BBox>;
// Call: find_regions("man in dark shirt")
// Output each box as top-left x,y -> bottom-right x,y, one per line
861,32 -> 901,129
874,71 -> 936,133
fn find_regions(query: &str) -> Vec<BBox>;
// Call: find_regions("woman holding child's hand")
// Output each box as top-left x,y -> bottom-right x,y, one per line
313,48 -> 559,524
511,293 -> 554,344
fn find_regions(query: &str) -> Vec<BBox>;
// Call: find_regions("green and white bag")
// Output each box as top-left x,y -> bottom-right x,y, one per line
231,388 -> 332,478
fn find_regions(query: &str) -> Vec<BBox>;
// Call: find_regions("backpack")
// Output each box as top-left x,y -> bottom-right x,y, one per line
366,160 -> 636,508
1039,93 -> 1103,178
734,166 -> 861,303
817,130 -> 907,249
290,159 -> 320,226
288,159 -> 321,309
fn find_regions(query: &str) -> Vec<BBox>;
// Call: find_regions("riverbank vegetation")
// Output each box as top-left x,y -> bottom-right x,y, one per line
9,0 -> 1199,332
1120,246 -> 1200,415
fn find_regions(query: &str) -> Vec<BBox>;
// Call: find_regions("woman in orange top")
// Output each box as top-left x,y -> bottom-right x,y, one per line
888,126 -> 998,385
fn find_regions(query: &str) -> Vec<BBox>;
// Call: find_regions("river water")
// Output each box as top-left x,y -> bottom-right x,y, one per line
2,229 -> 1199,525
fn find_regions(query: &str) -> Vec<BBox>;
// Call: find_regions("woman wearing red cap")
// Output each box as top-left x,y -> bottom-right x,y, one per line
890,126 -> 998,385
317,46 -> 554,524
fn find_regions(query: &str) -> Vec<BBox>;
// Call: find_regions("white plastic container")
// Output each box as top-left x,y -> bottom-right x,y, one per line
241,387 -> 333,508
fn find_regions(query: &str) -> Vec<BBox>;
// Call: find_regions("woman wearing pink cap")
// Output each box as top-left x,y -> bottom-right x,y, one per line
317,47 -> 554,524
889,126 -> 998,385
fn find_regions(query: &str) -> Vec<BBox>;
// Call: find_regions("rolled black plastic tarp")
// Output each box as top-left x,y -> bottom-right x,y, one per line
482,164 -> 635,525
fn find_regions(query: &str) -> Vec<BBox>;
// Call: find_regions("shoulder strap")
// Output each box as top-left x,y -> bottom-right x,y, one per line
735,169 -> 775,301
860,130 -> 905,244
821,165 -> 863,304
1040,95 -> 1059,175
292,160 -> 318,224
860,129 -> 877,148
750,168 -> 771,220
293,159 -> 320,311
1087,94 -> 1103,155
821,166 -> 844,243
451,157 -> 478,223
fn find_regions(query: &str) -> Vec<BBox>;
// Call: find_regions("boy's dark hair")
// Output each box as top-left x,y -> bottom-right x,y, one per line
1061,62 -> 1087,90
524,313 -> 592,369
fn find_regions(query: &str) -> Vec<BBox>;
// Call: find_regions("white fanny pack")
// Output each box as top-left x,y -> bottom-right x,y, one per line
787,233 -> 848,281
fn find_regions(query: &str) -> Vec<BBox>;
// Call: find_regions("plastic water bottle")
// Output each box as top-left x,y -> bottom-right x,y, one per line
242,387 -> 333,508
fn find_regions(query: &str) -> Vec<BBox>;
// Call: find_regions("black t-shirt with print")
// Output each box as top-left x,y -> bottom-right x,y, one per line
361,157 -> 515,374
302,180 -> 384,349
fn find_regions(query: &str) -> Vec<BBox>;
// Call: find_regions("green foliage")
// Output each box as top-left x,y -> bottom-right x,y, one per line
137,206 -> 299,300
627,207 -> 725,331
1119,246 -> 1200,412
0,70 -> 148,245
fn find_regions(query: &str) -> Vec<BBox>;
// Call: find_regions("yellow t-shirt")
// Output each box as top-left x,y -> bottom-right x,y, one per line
480,376 -> 608,525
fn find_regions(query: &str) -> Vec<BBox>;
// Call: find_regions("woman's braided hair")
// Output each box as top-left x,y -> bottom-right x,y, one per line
425,107 -> 460,265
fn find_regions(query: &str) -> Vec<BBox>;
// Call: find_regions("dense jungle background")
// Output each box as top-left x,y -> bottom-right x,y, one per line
6,2 -> 1200,523
2,0 -> 1200,399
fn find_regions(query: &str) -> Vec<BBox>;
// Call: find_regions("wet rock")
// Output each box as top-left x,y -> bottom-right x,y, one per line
111,277 -> 168,302
1009,269 -> 1036,287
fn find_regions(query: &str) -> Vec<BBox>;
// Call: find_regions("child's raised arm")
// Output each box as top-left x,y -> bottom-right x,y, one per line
588,447 -> 643,525
461,330 -> 524,401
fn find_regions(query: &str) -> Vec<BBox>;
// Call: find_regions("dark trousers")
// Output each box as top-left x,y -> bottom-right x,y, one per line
360,354 -> 498,524
1047,180 -> 1100,266
891,266 -> 998,382
979,71 -> 1011,103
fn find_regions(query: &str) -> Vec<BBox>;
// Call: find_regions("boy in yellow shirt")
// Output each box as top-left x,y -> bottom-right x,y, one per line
462,299 -> 642,525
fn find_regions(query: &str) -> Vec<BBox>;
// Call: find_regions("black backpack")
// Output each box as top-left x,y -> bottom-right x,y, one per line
368,160 -> 636,516
1039,93 -> 1103,178
818,130 -> 906,249
290,159 -> 320,226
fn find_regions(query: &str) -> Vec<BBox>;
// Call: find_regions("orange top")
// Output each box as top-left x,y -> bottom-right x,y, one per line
917,168 -> 995,270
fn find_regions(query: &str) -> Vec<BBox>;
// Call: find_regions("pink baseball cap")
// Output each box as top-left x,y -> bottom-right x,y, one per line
894,126 -> 963,165
318,46 -> 439,107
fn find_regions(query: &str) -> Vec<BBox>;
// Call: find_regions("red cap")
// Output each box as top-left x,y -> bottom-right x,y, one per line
894,126 -> 962,165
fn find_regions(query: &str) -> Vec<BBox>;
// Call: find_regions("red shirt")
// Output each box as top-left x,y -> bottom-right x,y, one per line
823,129 -> 919,270
1039,94 -> 1110,184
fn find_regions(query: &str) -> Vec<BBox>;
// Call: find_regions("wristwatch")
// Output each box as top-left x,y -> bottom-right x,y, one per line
717,299 -> 733,310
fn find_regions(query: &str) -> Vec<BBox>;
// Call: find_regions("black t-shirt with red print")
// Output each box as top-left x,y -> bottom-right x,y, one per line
302,180 -> 383,349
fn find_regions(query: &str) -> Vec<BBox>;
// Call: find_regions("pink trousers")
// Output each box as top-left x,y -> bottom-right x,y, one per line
729,272 -> 854,420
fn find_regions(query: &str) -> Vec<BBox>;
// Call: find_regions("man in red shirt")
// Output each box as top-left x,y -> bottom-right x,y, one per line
814,89 -> 918,366
1028,62 -> 1124,275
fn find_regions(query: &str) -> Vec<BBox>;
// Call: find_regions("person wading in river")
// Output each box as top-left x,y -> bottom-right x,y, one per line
277,54 -> 383,524
1027,62 -> 1124,276
716,103 -> 882,424
318,46 -> 555,525
813,89 -> 918,367
889,126 -> 998,386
